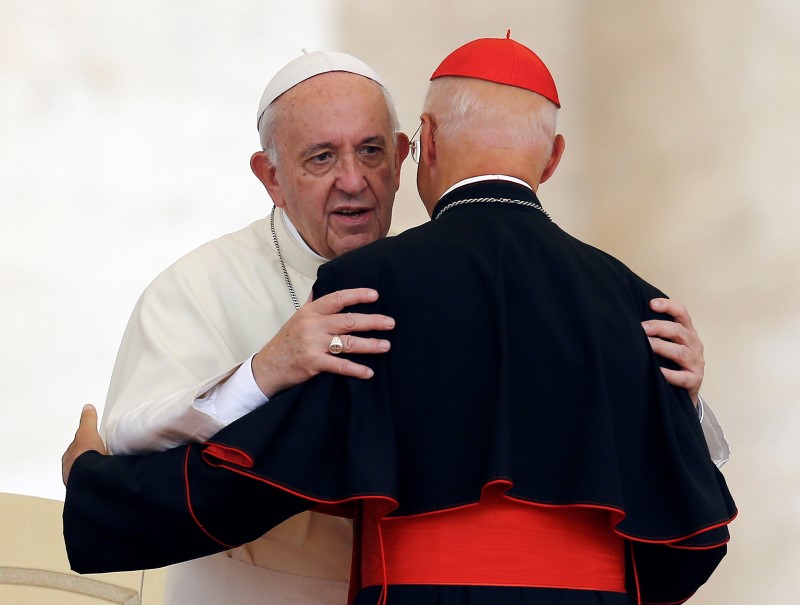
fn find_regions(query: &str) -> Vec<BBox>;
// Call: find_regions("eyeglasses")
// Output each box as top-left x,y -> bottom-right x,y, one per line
409,122 -> 422,164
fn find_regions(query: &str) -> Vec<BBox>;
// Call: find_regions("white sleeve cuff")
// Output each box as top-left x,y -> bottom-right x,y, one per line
193,355 -> 269,426
697,393 -> 731,468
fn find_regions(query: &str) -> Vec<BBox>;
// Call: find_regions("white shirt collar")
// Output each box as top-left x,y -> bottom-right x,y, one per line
280,208 -> 327,261
440,175 -> 532,200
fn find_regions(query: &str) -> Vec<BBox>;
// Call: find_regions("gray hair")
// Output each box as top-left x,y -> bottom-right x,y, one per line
257,79 -> 401,167
423,77 -> 558,159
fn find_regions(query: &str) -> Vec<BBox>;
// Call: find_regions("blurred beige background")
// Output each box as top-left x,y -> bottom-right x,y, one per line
2,0 -> 798,603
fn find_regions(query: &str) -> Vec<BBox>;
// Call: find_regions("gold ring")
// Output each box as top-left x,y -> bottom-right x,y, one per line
328,335 -> 344,355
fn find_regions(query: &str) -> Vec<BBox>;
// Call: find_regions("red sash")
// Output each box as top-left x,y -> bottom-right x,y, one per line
360,488 -> 625,593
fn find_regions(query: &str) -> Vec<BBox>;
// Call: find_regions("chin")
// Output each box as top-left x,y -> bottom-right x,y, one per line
335,233 -> 382,257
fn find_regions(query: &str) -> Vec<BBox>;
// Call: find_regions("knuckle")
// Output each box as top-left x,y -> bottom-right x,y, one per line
334,290 -> 346,306
344,312 -> 357,329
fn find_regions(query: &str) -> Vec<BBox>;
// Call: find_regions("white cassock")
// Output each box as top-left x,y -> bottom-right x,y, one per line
102,208 -> 350,605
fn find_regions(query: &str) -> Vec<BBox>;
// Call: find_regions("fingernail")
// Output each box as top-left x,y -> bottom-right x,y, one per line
380,340 -> 391,351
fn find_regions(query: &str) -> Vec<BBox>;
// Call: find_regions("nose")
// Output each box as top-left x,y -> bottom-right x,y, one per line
334,153 -> 368,196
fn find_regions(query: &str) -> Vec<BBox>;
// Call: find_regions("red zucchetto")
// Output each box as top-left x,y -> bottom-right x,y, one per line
431,33 -> 560,107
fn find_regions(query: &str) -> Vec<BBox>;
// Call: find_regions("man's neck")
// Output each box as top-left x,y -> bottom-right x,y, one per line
439,175 -> 532,200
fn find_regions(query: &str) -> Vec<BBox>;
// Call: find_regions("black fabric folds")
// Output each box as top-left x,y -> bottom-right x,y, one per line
63,182 -> 735,604
195,182 -> 735,604
63,447 -> 310,574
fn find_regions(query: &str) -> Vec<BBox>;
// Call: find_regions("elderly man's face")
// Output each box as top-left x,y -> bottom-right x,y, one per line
259,72 -> 407,259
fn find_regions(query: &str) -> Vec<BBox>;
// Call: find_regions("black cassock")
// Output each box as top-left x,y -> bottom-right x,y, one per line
65,181 -> 736,605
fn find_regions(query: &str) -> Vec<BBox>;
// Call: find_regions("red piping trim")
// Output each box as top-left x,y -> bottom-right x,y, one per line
202,442 -> 254,468
199,461 -> 399,511
380,479 -> 735,546
183,446 -> 237,549
619,511 -> 738,546
196,457 -> 736,546
377,514 -> 388,605
629,541 -> 642,605
665,536 -> 732,551
491,481 -> 736,546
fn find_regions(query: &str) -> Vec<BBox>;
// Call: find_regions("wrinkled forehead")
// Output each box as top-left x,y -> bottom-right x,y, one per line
272,72 -> 394,141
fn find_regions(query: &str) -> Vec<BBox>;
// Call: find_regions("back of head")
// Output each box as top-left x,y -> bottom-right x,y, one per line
424,76 -> 557,162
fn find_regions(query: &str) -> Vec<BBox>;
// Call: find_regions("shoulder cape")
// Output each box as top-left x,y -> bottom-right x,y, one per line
64,183 -> 735,605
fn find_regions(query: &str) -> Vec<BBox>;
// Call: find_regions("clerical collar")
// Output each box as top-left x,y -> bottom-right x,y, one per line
431,178 -> 546,221
280,209 -> 327,261
439,175 -> 532,200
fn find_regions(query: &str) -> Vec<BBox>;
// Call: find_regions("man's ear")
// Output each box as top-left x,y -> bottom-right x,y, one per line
250,151 -> 286,207
539,134 -> 565,185
394,132 -> 410,184
420,114 -> 437,166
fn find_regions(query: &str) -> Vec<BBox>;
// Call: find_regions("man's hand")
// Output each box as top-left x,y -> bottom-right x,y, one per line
252,288 -> 395,398
62,404 -> 107,486
642,298 -> 705,407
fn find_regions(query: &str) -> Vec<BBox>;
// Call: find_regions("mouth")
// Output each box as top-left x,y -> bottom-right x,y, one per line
332,207 -> 373,221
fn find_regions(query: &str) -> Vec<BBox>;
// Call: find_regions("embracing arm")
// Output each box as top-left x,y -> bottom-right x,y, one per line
642,298 -> 704,406
250,288 -> 393,397
100,279 -> 247,453
643,298 -> 729,467
63,406 -> 309,573
104,279 -> 393,455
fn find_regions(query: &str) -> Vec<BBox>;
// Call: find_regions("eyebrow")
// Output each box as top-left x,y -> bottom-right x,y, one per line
360,135 -> 388,147
300,135 -> 388,158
